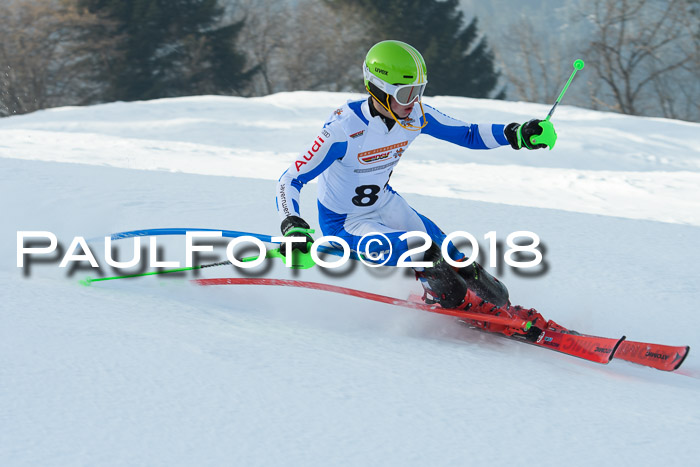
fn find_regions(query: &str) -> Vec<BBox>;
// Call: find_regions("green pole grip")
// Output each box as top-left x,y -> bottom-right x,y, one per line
530,120 -> 558,150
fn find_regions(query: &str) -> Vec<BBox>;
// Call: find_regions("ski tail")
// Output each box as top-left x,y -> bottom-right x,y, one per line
613,341 -> 690,371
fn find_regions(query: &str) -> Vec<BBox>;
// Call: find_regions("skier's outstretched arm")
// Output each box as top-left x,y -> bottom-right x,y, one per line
420,104 -> 553,150
275,124 -> 347,253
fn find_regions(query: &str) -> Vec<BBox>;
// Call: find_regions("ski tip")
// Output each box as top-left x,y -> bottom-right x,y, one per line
79,277 -> 93,287
674,346 -> 691,371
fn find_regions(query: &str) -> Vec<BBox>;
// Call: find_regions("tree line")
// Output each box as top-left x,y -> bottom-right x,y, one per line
1,0 -> 698,122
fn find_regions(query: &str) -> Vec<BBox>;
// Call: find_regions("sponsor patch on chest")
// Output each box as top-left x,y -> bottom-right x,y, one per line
357,141 -> 408,165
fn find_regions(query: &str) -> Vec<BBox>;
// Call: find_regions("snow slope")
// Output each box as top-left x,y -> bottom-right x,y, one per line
2,92 -> 700,466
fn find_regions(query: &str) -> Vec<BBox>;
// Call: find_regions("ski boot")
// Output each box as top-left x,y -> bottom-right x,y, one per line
417,247 -> 508,308
455,258 -> 509,307
415,247 -> 556,340
454,260 -> 552,339
415,244 -> 468,309
457,288 -> 518,335
505,307 -> 580,340
457,294 -> 553,341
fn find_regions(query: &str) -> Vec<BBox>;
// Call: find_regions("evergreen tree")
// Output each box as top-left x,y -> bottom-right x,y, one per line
78,0 -> 254,101
0,0 -> 117,115
331,0 -> 502,98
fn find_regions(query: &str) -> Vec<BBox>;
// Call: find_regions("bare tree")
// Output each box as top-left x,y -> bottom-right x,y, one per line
231,0 -> 370,96
280,1 -> 369,92
0,0 -> 119,116
482,0 -> 699,121
576,0 -> 700,119
494,14 -> 574,105
487,0 -> 609,112
228,0 -> 289,95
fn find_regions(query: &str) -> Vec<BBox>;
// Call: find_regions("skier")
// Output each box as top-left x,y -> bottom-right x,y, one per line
275,40 -> 555,337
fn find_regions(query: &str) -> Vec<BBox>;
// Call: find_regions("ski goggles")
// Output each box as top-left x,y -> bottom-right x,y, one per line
390,82 -> 427,105
364,63 -> 427,105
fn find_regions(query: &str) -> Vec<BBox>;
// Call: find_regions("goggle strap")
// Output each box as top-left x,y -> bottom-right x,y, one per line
366,87 -> 428,132
364,60 -> 428,131
367,86 -> 393,115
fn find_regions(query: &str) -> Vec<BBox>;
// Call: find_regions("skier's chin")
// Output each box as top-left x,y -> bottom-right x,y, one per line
396,106 -> 413,119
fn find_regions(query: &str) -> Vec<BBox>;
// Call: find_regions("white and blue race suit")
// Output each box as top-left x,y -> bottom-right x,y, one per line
276,98 -> 510,266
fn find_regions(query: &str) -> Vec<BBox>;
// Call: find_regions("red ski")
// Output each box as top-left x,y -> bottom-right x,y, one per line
527,328 -> 624,364
614,340 -> 690,371
193,278 -> 624,365
193,277 -> 531,332
408,292 -> 625,365
193,278 -> 690,370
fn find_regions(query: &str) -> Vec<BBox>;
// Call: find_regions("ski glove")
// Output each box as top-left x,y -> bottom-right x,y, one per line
279,215 -> 315,256
504,119 -> 555,150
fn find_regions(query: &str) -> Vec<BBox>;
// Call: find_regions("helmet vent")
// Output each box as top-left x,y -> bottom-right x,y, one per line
403,75 -> 414,79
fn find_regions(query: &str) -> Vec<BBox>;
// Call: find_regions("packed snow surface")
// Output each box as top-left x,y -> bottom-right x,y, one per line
2,92 -> 699,466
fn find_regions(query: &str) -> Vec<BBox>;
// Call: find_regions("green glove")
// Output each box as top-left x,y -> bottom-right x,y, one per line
504,119 -> 557,150
279,215 -> 315,256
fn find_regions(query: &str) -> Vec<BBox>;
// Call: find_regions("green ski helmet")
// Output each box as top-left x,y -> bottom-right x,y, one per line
363,40 -> 428,107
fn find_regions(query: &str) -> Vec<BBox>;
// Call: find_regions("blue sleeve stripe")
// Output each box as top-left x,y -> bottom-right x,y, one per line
348,100 -> 369,125
290,179 -> 303,191
492,124 -> 508,145
422,113 -> 488,149
421,105 -> 514,149
295,141 -> 348,185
